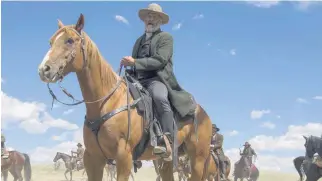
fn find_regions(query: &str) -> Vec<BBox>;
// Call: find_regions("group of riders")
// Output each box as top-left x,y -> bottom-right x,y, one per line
2,125 -> 257,181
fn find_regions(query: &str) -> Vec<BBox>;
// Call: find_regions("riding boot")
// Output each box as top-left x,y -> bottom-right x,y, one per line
220,160 -> 227,181
153,111 -> 174,161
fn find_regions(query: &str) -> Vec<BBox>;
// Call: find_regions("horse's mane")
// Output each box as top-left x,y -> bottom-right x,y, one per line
51,25 -> 126,97
57,152 -> 71,157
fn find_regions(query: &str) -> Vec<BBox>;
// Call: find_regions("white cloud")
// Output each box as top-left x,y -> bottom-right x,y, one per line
260,121 -> 276,129
115,15 -> 129,25
313,96 -> 322,100
249,122 -> 322,151
230,49 -> 236,56
1,91 -> 78,134
246,1 -> 280,8
30,128 -> 83,163
228,130 -> 239,136
192,13 -> 204,20
30,141 -> 78,163
63,109 -> 74,115
294,1 -> 322,11
296,97 -> 308,104
52,132 -> 71,141
172,23 -> 182,31
250,109 -> 271,119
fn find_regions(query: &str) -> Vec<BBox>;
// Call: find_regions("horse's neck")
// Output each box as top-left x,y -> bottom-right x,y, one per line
317,138 -> 322,156
61,154 -> 71,162
76,36 -> 123,120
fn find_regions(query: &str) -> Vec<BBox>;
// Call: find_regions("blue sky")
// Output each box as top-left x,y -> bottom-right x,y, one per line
1,1 -> 322,171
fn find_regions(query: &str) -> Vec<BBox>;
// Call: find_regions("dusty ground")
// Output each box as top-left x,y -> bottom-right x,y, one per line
3,163 -> 322,181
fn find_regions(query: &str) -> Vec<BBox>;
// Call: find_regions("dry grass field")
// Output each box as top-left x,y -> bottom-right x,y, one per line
3,163 -> 322,181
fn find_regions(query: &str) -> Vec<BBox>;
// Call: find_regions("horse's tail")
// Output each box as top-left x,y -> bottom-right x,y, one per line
293,156 -> 305,179
23,153 -> 32,181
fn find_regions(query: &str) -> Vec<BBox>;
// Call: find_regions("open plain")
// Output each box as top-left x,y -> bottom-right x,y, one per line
3,163 -> 322,181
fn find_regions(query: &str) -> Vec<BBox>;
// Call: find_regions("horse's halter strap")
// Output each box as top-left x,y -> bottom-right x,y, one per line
46,27 -> 123,109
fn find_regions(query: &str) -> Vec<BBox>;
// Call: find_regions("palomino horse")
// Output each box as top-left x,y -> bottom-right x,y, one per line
37,14 -> 213,181
303,135 -> 322,181
207,154 -> 231,181
233,156 -> 259,181
53,152 -> 85,181
1,150 -> 32,181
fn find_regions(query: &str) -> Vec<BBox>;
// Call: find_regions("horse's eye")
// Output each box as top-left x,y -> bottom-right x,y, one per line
66,38 -> 74,44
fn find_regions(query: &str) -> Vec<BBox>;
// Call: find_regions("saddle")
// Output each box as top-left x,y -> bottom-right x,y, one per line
124,71 -> 193,161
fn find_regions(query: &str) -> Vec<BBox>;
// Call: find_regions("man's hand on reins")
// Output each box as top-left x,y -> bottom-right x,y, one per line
121,56 -> 135,66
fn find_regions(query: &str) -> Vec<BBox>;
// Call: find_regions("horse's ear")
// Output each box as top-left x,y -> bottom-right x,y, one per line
75,13 -> 85,33
57,19 -> 64,29
303,135 -> 308,140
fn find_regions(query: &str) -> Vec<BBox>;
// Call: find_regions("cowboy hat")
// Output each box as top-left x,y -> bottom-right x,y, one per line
243,142 -> 250,146
212,124 -> 220,131
138,3 -> 169,25
77,143 -> 82,147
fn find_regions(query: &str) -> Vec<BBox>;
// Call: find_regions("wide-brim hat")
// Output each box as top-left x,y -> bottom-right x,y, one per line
77,143 -> 82,147
243,142 -> 250,146
212,124 -> 220,131
138,3 -> 169,25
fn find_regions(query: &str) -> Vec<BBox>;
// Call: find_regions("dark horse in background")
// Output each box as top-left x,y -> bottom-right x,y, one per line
293,156 -> 308,181
1,150 -> 32,181
53,152 -> 85,181
303,135 -> 322,181
233,156 -> 259,181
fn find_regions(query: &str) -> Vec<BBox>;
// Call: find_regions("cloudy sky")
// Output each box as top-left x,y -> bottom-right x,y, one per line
1,1 -> 322,172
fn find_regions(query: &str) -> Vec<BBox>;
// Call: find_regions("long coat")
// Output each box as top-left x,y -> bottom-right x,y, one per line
211,133 -> 224,154
132,30 -> 196,118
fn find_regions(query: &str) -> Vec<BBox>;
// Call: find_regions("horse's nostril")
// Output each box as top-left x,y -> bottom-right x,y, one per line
44,65 -> 51,72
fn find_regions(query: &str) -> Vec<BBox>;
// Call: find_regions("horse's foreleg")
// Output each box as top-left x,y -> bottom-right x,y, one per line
2,170 -> 8,181
130,171 -> 135,181
158,160 -> 174,181
70,169 -> 73,181
83,150 -> 106,181
64,169 -> 69,181
115,140 -> 133,181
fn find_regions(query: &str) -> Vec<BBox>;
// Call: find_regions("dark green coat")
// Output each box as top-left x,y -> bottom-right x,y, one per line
132,30 -> 196,118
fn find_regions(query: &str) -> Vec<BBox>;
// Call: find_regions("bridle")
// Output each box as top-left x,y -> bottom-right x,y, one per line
46,27 -> 124,110
45,27 -> 135,166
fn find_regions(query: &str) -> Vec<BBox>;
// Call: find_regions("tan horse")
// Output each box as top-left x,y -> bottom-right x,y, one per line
207,155 -> 231,181
37,14 -> 213,181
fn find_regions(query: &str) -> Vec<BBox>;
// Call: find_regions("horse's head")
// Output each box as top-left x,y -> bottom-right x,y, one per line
38,14 -> 86,83
53,152 -> 62,162
303,135 -> 316,159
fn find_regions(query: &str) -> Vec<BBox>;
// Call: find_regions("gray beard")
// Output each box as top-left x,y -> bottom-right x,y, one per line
145,24 -> 160,38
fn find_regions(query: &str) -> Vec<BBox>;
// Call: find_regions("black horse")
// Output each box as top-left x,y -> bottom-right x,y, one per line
303,135 -> 322,181
293,156 -> 309,181
233,156 -> 259,181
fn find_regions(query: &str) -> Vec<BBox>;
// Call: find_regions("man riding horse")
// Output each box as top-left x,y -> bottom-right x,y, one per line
120,3 -> 197,161
210,124 -> 227,181
1,132 -> 9,159
240,141 -> 257,180
71,143 -> 84,170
